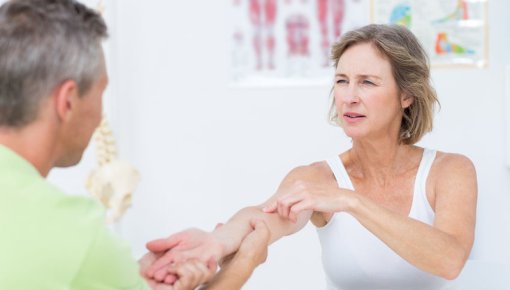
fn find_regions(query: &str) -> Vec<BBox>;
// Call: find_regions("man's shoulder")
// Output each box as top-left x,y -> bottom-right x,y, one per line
10,176 -> 106,232
0,175 -> 119,288
28,180 -> 147,289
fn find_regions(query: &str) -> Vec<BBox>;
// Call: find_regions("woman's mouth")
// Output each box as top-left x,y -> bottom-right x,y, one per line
343,112 -> 366,123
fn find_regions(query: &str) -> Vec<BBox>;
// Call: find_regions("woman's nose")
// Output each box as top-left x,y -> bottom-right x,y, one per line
339,85 -> 360,104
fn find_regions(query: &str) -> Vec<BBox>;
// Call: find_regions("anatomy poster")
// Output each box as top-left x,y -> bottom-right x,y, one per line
371,0 -> 488,67
229,0 -> 369,87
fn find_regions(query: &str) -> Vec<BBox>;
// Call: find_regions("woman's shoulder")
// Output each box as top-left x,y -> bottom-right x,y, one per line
433,150 -> 475,169
285,160 -> 336,183
431,150 -> 477,181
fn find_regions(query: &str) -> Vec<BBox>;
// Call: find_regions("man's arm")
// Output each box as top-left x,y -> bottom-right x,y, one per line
201,219 -> 270,290
138,220 -> 269,290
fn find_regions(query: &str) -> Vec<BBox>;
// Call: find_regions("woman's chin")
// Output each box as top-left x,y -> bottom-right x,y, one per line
343,129 -> 366,140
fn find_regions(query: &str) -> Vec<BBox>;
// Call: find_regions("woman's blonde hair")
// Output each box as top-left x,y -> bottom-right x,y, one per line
329,24 -> 439,145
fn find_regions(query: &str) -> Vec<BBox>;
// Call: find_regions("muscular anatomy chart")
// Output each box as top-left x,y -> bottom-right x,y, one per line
317,0 -> 345,66
230,0 -> 368,86
249,0 -> 277,70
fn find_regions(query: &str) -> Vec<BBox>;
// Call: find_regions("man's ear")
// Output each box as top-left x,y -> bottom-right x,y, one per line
401,92 -> 414,109
54,80 -> 79,122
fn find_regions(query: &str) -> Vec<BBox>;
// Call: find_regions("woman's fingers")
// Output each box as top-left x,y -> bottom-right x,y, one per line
263,193 -> 308,221
280,193 -> 308,220
288,199 -> 314,223
262,201 -> 277,213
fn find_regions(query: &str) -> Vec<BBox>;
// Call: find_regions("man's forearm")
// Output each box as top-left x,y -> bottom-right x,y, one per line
211,207 -> 256,258
201,257 -> 256,290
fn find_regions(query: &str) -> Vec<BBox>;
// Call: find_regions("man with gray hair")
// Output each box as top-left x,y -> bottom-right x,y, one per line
0,0 -> 205,289
0,0 -> 156,289
0,1 -> 269,289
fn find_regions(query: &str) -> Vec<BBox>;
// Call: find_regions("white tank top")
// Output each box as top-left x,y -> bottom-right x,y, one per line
317,149 -> 456,290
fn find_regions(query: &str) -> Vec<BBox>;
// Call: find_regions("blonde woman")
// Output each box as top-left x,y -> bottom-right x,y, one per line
146,24 -> 477,290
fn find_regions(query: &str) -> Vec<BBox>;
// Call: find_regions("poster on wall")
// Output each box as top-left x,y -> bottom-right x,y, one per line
371,0 -> 488,68
229,0 -> 369,87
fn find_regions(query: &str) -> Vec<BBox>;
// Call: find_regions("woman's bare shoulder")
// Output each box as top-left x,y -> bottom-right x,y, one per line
431,151 -> 477,184
283,160 -> 336,183
434,151 -> 476,172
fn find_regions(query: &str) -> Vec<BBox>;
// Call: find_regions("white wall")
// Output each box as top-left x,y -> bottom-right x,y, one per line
49,1 -> 510,289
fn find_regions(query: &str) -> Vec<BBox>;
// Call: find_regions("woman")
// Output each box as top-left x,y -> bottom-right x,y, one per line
146,24 -> 477,289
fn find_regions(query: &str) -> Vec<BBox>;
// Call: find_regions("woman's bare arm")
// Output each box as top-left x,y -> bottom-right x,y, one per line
145,165 -> 322,281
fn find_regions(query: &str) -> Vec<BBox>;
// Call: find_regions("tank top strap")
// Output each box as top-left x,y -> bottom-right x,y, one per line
409,148 -> 437,220
326,156 -> 355,191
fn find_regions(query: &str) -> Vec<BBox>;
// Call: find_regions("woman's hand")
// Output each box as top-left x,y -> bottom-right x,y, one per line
263,179 -> 356,223
145,228 -> 224,283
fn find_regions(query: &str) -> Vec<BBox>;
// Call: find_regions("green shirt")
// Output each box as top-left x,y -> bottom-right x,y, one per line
0,145 -> 150,290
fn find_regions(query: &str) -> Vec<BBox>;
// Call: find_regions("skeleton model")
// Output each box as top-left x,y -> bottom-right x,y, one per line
86,118 -> 140,224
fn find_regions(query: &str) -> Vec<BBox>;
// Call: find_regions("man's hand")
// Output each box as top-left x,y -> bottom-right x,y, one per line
169,259 -> 217,290
145,228 -> 224,282
140,252 -> 217,290
139,252 -> 175,290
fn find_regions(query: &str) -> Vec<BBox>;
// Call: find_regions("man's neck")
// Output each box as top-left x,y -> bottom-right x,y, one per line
0,123 -> 59,177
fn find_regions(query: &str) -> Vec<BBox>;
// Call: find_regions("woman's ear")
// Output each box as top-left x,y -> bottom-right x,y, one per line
401,92 -> 414,109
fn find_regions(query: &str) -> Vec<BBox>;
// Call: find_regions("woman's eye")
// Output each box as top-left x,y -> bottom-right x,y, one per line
336,79 -> 348,84
362,80 -> 375,85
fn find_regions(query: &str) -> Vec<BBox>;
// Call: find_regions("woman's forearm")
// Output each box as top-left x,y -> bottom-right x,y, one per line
212,205 -> 311,258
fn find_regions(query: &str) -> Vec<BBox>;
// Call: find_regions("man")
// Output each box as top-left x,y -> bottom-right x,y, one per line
0,0 -> 267,289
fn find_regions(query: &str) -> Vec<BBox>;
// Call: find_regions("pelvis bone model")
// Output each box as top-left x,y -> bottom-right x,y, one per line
86,118 -> 140,224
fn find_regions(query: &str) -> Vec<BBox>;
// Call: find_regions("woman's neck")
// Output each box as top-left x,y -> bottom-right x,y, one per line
348,140 -> 419,182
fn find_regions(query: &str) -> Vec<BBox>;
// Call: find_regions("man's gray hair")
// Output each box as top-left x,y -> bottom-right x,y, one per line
0,0 -> 108,127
